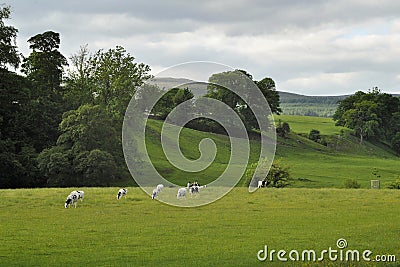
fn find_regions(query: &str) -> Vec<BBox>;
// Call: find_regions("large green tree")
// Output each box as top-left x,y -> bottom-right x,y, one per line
63,45 -> 95,110
21,31 -> 68,152
64,45 -> 152,119
153,87 -> 194,119
206,70 -> 281,131
0,5 -> 19,69
38,104 -> 121,186
342,100 -> 379,144
88,46 -> 151,119
334,88 -> 400,146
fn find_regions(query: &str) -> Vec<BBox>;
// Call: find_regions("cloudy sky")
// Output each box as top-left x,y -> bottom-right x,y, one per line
4,0 -> 400,95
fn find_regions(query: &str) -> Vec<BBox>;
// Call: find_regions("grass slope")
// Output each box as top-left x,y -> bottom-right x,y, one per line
145,119 -> 261,186
143,117 -> 399,189
1,188 -> 399,266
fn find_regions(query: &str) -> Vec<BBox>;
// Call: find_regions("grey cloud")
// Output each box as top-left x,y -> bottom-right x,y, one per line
4,0 -> 400,95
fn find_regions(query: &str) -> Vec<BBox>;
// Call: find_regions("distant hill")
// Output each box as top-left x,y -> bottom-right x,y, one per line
148,77 -> 207,97
278,91 -> 399,117
278,92 -> 348,104
278,92 -> 347,117
147,77 -> 398,117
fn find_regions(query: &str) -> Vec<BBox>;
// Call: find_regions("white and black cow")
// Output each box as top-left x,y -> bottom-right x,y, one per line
64,193 -> 78,208
152,188 -> 159,199
70,190 -> 84,201
117,188 -> 127,200
190,185 -> 199,195
257,180 -> 270,188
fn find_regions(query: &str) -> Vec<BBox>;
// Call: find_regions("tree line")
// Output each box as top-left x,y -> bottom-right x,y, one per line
0,5 -> 282,188
0,5 -> 151,188
333,88 -> 400,152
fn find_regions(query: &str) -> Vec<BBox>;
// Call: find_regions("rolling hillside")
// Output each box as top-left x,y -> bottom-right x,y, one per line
142,116 -> 399,189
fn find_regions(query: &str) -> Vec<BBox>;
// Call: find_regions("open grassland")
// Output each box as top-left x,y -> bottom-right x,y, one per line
274,114 -> 349,135
0,188 -> 399,266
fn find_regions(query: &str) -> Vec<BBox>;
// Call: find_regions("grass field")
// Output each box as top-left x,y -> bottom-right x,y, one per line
274,115 -> 349,135
1,187 -> 399,266
273,115 -> 400,188
143,117 -> 399,189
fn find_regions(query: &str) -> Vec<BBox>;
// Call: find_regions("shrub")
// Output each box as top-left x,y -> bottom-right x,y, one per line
385,179 -> 400,189
245,159 -> 290,188
308,129 -> 321,142
265,160 -> 290,188
344,179 -> 361,189
276,120 -> 290,138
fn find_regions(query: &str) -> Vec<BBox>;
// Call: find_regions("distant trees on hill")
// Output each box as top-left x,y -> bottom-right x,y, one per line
333,88 -> 400,152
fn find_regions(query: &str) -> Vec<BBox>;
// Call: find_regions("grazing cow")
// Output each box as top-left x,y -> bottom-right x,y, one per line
156,184 -> 164,192
190,185 -> 199,195
257,180 -> 270,188
65,193 -> 78,208
151,188 -> 159,199
117,188 -> 127,200
70,190 -> 84,201
177,188 -> 187,199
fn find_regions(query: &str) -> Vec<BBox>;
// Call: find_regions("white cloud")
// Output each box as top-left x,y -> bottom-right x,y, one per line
4,0 -> 400,95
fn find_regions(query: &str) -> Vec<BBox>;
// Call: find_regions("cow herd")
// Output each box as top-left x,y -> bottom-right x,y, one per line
64,182 -> 208,208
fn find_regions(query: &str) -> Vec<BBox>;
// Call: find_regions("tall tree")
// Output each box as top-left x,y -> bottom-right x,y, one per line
88,46 -> 151,119
21,31 -> 68,151
0,6 -> 41,188
256,77 -> 281,114
206,70 -> 281,131
342,100 -> 379,144
64,45 -> 95,110
0,5 -> 20,69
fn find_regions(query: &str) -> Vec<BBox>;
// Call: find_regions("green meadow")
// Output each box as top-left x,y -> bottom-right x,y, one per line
274,115 -> 399,188
143,116 -> 399,189
0,187 -> 399,266
1,115 -> 399,266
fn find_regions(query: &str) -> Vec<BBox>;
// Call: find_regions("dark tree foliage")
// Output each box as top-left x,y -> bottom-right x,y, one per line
38,105 -> 121,187
256,77 -> 282,114
21,31 -> 69,152
152,87 -> 194,120
0,8 -> 43,188
308,129 -> 321,142
264,160 -> 290,188
206,70 -> 281,132
0,5 -> 20,69
276,120 -> 290,138
334,88 -> 400,146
